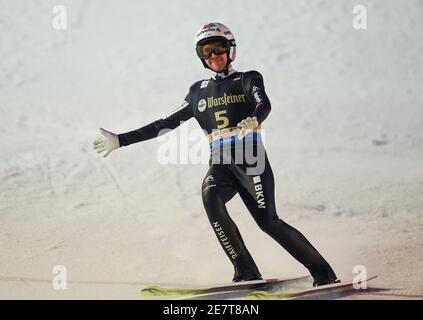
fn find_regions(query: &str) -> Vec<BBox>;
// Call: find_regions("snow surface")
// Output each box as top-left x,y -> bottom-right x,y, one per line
0,0 -> 422,299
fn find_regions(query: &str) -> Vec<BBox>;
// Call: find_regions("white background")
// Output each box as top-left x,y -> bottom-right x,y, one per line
0,0 -> 422,298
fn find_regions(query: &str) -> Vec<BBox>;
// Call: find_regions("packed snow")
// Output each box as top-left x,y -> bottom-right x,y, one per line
1,0 -> 422,299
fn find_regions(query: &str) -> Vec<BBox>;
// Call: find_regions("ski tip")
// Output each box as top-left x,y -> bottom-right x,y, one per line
139,285 -> 202,298
139,285 -> 164,297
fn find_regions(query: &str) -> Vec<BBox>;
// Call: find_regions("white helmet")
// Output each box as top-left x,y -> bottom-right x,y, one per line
194,22 -> 237,69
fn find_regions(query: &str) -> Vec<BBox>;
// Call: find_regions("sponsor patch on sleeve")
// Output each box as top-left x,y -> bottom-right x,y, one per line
200,80 -> 210,88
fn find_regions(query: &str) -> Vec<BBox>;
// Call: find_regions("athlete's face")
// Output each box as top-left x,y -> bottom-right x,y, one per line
204,44 -> 228,73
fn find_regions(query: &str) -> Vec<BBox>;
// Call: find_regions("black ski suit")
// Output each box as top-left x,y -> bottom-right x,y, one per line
118,69 -> 337,284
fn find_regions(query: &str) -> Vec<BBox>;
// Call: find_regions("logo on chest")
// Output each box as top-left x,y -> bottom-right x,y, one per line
201,92 -> 247,110
198,99 -> 207,112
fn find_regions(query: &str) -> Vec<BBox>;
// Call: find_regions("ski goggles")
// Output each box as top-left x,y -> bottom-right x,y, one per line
196,41 -> 229,59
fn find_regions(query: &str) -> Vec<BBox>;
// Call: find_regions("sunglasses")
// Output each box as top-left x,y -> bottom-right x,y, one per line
196,41 -> 229,59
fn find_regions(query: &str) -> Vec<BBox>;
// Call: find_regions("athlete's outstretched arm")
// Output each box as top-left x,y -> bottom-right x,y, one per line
93,101 -> 193,157
118,101 -> 193,147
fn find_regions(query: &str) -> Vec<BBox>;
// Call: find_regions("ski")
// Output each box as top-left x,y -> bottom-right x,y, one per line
140,275 -> 309,298
246,275 -> 378,300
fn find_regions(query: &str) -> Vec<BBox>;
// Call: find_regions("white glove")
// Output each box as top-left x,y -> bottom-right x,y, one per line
92,128 -> 120,158
237,117 -> 259,139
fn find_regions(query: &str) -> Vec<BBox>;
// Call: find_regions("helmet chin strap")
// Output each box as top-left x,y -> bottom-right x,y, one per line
218,66 -> 229,76
222,64 -> 230,76
214,64 -> 236,80
217,65 -> 229,76
222,54 -> 231,75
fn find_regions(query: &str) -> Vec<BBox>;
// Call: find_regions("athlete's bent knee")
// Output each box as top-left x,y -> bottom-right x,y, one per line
256,217 -> 280,234
201,176 -> 219,206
